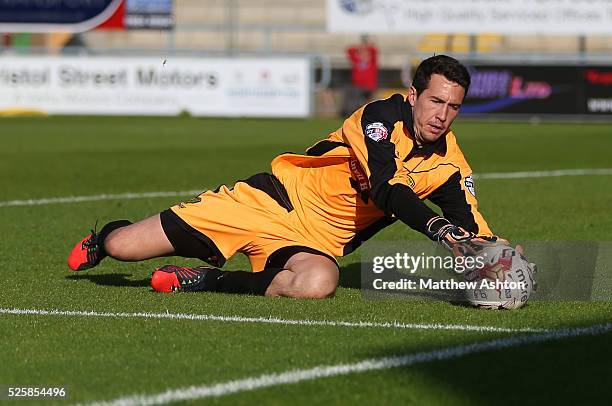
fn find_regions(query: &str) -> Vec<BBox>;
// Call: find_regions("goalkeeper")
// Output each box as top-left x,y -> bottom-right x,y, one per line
68,55 -> 507,299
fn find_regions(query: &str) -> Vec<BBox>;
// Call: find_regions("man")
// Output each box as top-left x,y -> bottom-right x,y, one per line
342,35 -> 378,116
68,55 -> 504,299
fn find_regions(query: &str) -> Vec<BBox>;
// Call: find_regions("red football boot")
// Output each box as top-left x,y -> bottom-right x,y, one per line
67,231 -> 104,271
151,265 -> 213,293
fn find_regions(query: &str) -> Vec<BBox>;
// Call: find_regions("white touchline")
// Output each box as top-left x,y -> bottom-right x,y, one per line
1,168 -> 611,208
0,190 -> 203,208
76,322 -> 612,406
473,168 -> 612,179
0,307 -> 547,334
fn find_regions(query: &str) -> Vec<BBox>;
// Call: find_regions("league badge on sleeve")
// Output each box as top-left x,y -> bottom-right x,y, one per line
464,175 -> 476,196
365,122 -> 388,142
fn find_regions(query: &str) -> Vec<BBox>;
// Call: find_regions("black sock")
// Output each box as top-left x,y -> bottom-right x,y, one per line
98,220 -> 133,257
200,268 -> 284,296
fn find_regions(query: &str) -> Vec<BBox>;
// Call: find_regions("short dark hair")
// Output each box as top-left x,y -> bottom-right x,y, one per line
411,55 -> 471,96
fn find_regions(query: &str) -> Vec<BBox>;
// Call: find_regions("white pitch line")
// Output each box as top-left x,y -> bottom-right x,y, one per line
0,190 -> 202,208
1,168 -> 611,208
77,322 -> 612,406
0,308 -> 547,334
473,168 -> 612,179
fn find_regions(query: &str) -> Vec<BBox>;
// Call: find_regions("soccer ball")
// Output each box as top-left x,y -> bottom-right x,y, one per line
463,244 -> 537,309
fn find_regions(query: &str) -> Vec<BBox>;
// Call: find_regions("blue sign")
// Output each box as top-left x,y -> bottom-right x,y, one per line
126,0 -> 173,29
127,0 -> 172,14
0,0 -> 122,32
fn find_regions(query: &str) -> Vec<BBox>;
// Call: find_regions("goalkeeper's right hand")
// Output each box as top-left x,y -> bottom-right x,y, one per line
425,216 -> 505,253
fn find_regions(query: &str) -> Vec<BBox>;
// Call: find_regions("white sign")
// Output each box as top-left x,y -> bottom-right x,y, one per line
0,56 -> 311,117
327,0 -> 612,34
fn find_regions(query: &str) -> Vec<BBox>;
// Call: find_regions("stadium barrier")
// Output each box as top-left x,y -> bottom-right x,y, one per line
462,64 -> 612,116
0,55 -> 315,117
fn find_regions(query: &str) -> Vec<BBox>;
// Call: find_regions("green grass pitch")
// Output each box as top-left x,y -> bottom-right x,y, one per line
0,116 -> 611,405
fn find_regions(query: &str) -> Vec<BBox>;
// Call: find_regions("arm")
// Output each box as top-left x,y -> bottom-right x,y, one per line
346,46 -> 359,63
427,171 -> 493,236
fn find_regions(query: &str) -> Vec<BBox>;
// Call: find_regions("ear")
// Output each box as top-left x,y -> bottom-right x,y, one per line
408,86 -> 417,107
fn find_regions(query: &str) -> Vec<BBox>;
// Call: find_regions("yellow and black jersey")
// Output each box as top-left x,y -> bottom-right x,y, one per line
271,93 -> 492,256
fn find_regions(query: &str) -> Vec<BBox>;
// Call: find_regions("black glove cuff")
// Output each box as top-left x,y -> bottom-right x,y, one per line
425,216 -> 452,241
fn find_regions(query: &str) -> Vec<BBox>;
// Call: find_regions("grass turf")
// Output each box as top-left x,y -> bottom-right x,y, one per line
0,116 -> 611,405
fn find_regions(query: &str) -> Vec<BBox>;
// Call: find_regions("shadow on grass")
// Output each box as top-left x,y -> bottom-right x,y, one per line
364,316 -> 612,404
66,273 -> 150,288
339,262 -> 361,289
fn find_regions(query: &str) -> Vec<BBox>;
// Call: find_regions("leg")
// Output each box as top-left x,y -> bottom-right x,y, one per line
265,252 -> 339,299
68,213 -> 176,271
151,249 -> 339,300
104,214 -> 174,261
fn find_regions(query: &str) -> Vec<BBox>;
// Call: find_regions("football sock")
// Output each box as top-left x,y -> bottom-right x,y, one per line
200,267 -> 284,296
98,220 -> 133,257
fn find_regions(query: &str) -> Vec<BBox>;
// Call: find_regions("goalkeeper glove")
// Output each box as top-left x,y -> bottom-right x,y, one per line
426,216 -> 503,253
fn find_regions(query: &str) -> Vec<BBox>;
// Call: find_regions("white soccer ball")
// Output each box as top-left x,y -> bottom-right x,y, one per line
463,244 -> 537,309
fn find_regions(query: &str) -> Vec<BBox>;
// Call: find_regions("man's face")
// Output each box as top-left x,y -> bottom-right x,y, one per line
408,74 -> 465,145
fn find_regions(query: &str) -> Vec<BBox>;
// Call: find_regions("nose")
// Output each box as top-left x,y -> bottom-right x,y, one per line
436,105 -> 448,123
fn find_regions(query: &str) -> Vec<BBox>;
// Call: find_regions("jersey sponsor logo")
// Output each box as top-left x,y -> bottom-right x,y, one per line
464,175 -> 476,196
365,122 -> 388,142
349,159 -> 370,192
